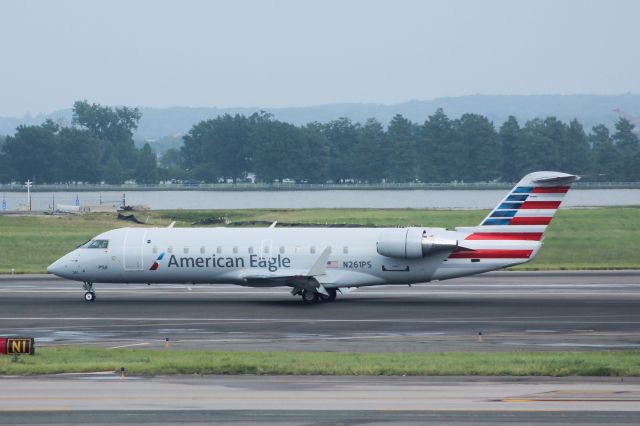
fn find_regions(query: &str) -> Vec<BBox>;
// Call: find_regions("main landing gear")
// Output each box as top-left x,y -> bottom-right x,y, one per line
300,288 -> 337,304
83,282 -> 96,302
319,288 -> 337,302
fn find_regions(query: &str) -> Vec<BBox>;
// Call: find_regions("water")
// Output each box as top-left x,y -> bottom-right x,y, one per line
2,189 -> 638,211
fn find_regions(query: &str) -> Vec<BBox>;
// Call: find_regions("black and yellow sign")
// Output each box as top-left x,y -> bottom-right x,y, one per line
6,337 -> 35,355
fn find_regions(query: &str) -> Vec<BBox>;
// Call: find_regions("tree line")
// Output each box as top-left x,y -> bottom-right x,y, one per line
171,109 -> 639,183
1,103 -> 638,184
0,101 -> 158,184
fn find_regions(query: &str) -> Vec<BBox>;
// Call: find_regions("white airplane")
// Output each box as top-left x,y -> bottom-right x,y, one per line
48,171 -> 577,303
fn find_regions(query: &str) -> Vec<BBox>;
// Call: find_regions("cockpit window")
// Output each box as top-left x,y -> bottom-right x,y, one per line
84,239 -> 109,249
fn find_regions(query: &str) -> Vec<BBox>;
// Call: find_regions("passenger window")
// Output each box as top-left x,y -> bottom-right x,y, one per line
216,246 -> 222,254
248,246 -> 254,254
168,247 -> 173,254
263,245 -> 270,254
279,246 -> 285,254
152,246 -> 158,254
184,247 -> 189,254
233,246 -> 238,254
200,246 -> 205,254
343,246 -> 349,254
294,246 -> 300,254
310,246 -> 316,254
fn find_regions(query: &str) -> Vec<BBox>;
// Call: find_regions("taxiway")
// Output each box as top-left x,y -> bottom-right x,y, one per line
0,271 -> 638,352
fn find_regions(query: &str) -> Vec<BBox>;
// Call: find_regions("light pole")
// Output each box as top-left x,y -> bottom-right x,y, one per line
24,180 -> 32,211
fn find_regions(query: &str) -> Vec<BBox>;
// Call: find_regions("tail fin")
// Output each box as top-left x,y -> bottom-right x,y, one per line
465,171 -> 578,241
437,171 -> 578,279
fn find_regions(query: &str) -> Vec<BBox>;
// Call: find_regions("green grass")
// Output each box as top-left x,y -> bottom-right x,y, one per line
0,207 -> 639,273
528,207 -> 640,270
1,348 -> 639,376
0,214 -> 125,274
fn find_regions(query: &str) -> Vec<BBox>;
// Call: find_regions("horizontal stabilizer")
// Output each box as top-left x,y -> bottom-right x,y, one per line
532,173 -> 579,186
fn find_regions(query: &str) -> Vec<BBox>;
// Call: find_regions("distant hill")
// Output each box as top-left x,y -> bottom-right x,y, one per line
2,94 -> 639,143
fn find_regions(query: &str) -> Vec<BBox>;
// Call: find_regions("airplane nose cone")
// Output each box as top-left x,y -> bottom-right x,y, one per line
48,251 -> 81,278
47,259 -> 64,275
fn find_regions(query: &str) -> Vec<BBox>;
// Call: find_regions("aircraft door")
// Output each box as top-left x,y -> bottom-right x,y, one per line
123,228 -> 148,271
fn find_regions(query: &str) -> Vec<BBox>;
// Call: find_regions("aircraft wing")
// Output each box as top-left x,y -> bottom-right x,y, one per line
238,247 -> 333,295
239,270 -> 308,281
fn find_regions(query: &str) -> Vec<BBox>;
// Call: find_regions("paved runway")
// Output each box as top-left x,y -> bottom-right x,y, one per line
1,271 -> 639,352
1,376 -> 639,424
2,271 -> 640,424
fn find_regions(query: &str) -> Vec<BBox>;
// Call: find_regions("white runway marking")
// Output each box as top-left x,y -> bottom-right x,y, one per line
108,342 -> 151,349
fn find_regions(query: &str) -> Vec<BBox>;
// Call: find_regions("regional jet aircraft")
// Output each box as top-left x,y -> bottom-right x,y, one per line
48,171 -> 577,303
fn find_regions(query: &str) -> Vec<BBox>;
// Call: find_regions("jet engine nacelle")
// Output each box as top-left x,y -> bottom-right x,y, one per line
376,227 -> 461,259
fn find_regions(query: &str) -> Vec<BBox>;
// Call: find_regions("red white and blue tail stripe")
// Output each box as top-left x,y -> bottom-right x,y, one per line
472,171 -> 578,241
436,172 -> 578,279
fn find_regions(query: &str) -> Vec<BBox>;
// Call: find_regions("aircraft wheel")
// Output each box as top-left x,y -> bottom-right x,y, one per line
327,289 -> 337,301
319,289 -> 337,302
301,290 -> 319,303
84,291 -> 96,302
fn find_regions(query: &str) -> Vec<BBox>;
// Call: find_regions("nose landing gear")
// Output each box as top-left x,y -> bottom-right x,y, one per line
83,282 -> 96,302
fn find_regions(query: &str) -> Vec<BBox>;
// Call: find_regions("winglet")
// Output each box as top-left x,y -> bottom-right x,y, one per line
307,247 -> 332,276
269,221 -> 277,228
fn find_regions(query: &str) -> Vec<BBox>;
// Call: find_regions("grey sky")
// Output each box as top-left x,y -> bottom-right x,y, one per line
1,0 -> 638,117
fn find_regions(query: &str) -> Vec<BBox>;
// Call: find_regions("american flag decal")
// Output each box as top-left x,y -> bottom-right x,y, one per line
326,260 -> 339,268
